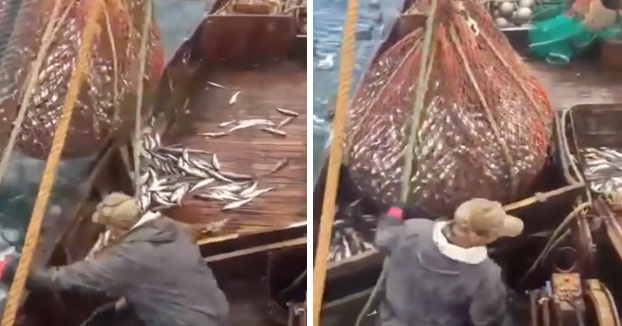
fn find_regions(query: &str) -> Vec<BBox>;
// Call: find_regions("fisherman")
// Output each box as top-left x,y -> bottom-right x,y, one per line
0,192 -> 229,326
375,198 -> 524,326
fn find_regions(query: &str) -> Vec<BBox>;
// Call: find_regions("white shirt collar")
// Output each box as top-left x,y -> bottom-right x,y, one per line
131,211 -> 161,230
432,221 -> 488,264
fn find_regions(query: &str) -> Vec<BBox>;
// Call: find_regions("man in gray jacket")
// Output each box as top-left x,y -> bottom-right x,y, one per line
376,198 -> 524,326
1,193 -> 229,326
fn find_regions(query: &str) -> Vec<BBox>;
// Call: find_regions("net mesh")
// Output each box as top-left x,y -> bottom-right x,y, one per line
0,0 -> 164,160
344,0 -> 554,216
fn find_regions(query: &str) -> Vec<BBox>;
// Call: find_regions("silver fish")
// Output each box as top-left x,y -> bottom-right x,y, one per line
179,163 -> 209,178
229,91 -> 241,105
150,152 -> 168,161
202,131 -> 230,138
182,149 -> 191,165
198,191 -> 238,202
143,137 -> 154,151
240,182 -> 258,198
229,119 -> 275,132
269,158 -> 289,175
244,187 -> 274,198
222,197 -> 254,211
147,167 -> 158,181
276,107 -> 299,117
139,195 -> 151,211
207,81 -> 227,89
153,192 -> 175,206
219,120 -> 237,128
171,184 -> 190,205
137,172 -> 149,186
190,178 -> 215,192
220,171 -> 253,181
205,168 -> 235,183
212,154 -> 221,171
189,157 -> 212,171
277,116 -> 295,129
161,147 -> 213,156
214,190 -> 240,201
148,177 -> 167,191
261,127 -> 287,137
210,183 -> 247,192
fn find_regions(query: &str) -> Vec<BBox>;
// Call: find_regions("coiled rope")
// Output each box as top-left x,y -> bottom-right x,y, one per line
0,0 -> 105,324
312,0 -> 360,324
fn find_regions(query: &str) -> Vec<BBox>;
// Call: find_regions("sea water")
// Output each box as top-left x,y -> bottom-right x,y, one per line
312,0 -> 406,185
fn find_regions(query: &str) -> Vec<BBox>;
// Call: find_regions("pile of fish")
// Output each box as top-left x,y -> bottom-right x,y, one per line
581,147 -> 622,194
134,84 -> 299,212
329,224 -> 373,262
136,129 -> 287,212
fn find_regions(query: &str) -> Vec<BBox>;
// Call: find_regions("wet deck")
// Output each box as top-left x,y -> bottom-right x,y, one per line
528,59 -> 622,111
164,61 -> 307,236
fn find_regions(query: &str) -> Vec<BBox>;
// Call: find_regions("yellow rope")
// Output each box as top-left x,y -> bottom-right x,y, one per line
1,0 -> 105,324
312,0 -> 359,323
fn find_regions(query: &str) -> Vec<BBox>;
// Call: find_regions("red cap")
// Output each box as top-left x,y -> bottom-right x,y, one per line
387,207 -> 404,220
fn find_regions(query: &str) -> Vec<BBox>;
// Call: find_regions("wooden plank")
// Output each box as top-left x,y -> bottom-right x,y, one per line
326,249 -> 382,282
205,237 -> 306,262
322,288 -> 373,311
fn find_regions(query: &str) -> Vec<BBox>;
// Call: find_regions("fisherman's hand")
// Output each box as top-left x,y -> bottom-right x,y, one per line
0,255 -> 18,285
389,202 -> 434,220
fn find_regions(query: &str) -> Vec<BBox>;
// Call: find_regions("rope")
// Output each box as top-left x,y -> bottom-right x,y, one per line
0,0 -> 105,324
312,0 -> 360,323
400,6 -> 438,202
518,201 -> 590,285
0,0 -> 65,188
133,0 -> 153,197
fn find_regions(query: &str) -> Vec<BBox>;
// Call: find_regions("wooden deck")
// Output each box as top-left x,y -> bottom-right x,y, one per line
164,61 -> 307,236
528,59 -> 622,111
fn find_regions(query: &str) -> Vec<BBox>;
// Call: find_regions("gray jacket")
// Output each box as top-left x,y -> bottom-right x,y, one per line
29,217 -> 229,326
375,212 -> 506,326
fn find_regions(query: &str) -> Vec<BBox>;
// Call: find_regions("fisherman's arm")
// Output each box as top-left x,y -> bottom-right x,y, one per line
375,207 -> 406,254
470,265 -> 507,326
375,203 -> 434,254
1,245 -> 134,298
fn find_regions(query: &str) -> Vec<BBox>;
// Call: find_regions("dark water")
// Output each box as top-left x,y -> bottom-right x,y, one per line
312,0 -> 406,185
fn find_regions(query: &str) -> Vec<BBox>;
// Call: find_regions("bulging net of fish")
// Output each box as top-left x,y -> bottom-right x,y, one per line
0,0 -> 164,160
344,0 -> 554,216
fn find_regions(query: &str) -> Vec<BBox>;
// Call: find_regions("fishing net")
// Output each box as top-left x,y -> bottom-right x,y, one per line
529,12 -> 622,65
344,0 -> 554,216
0,0 -> 164,160
529,15 -> 595,65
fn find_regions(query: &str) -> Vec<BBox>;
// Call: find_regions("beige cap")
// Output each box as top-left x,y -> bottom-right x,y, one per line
454,198 -> 524,238
92,192 -> 141,230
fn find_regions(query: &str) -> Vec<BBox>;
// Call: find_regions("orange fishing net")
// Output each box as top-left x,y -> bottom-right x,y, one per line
0,0 -> 164,159
345,0 -> 554,215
